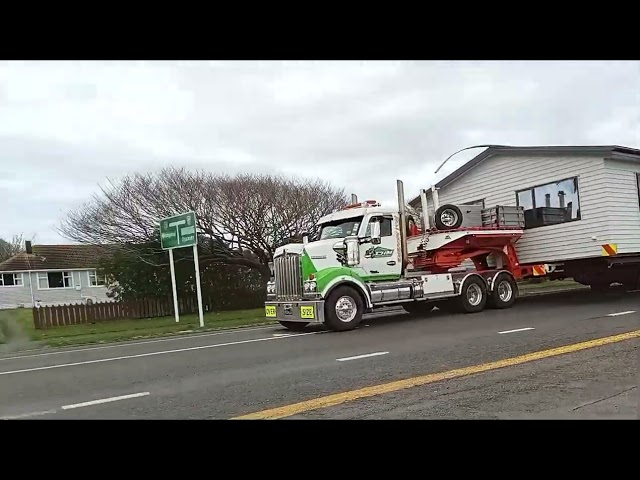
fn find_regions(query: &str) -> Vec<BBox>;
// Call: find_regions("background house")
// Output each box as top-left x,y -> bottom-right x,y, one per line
410,145 -> 640,265
0,242 -> 113,309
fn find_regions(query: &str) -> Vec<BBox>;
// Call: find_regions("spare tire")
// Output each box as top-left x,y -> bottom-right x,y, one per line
434,204 -> 463,230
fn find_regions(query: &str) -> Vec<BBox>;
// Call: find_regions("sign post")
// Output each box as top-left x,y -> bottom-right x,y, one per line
160,211 -> 204,328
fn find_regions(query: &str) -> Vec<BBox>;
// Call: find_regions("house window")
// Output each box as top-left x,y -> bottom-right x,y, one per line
38,271 -> 73,289
516,177 -> 581,229
463,199 -> 485,208
0,273 -> 22,287
88,270 -> 106,287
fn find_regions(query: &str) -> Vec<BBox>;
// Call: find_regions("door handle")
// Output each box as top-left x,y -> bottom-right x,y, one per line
387,261 -> 396,266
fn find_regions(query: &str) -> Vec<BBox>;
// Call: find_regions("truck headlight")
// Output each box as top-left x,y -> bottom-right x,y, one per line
267,282 -> 276,294
304,280 -> 317,292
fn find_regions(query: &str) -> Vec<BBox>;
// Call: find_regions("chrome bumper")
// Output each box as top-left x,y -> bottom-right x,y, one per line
265,300 -> 325,324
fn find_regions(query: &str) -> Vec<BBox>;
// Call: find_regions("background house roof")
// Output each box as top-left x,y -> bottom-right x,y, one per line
0,244 -> 111,272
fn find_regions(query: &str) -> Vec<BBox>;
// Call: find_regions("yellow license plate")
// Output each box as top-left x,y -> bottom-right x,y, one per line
300,305 -> 315,319
265,305 -> 277,317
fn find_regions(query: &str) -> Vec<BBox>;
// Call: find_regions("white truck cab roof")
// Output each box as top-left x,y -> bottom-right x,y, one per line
317,205 -> 397,225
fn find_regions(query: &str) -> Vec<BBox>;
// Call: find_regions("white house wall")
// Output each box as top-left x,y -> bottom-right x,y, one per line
428,153 -> 615,264
601,158 -> 640,254
0,270 -> 112,309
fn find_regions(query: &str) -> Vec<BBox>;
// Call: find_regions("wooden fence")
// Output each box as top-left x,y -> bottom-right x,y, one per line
33,296 -> 205,329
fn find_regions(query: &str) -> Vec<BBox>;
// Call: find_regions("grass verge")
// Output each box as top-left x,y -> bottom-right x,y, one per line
0,307 -> 273,349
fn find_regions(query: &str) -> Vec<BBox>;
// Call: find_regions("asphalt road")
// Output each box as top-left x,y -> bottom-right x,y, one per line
1,289 -> 638,420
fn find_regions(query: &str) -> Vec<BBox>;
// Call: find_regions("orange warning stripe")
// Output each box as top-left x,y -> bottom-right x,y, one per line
601,244 -> 617,256
532,265 -> 546,276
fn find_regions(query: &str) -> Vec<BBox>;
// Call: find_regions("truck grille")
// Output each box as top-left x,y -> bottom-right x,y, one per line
274,253 -> 303,301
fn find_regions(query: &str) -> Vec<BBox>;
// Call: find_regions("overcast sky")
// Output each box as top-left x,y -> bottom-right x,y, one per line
1,60 -> 638,244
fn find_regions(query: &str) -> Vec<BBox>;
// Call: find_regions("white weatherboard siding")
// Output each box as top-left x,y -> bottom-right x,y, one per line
427,153 -> 616,264
602,158 -> 640,254
0,270 -> 111,308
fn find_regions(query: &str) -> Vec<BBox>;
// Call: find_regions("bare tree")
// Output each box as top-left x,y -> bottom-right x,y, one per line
0,234 -> 27,263
59,168 -> 348,280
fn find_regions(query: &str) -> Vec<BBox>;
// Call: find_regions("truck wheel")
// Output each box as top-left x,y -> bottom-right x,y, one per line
488,273 -> 517,309
457,276 -> 487,313
324,285 -> 364,331
279,321 -> 309,332
434,204 -> 463,230
403,301 -> 435,316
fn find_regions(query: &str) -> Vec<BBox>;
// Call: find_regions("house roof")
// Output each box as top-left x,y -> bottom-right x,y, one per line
0,244 -> 111,272
434,145 -> 640,190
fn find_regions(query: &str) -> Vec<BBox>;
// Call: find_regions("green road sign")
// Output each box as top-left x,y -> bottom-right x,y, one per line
160,211 -> 197,250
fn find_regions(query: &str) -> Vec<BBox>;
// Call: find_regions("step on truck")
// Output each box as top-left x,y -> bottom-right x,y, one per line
265,179 -> 543,332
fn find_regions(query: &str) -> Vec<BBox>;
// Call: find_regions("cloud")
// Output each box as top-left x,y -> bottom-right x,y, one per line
0,60 -> 638,243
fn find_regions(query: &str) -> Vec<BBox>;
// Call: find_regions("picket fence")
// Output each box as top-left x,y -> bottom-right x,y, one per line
32,296 -> 201,329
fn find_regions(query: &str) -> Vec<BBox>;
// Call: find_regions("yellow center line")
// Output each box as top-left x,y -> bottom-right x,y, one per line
231,329 -> 640,420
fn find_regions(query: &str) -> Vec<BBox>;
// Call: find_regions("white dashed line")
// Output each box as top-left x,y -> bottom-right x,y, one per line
337,351 -> 389,362
0,325 -> 279,362
0,331 -> 320,376
61,392 -> 150,410
1,409 -> 57,420
498,327 -> 535,335
607,311 -> 636,317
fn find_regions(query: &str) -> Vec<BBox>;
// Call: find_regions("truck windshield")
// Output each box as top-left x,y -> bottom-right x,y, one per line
319,217 -> 363,240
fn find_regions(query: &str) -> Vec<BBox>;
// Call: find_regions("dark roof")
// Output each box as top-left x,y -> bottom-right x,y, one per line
0,244 -> 111,272
434,145 -> 640,190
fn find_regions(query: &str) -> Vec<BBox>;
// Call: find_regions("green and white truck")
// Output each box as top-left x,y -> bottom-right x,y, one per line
265,179 -> 532,332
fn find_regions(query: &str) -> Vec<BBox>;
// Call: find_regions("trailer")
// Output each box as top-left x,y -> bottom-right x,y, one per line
264,180 -> 544,332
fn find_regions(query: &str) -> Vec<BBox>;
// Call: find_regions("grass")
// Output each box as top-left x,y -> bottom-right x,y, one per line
0,307 -> 273,349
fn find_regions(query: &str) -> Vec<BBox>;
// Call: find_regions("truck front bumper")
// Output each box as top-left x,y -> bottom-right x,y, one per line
265,299 -> 325,324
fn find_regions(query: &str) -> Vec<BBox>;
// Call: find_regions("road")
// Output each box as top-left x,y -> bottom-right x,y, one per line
1,289 -> 638,419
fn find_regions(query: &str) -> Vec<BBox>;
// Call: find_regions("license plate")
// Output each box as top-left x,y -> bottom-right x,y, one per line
265,305 -> 276,317
300,305 -> 315,319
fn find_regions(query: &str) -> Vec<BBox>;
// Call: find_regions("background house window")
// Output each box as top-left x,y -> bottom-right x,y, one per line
88,270 -> 106,287
38,271 -> 72,289
0,273 -> 22,287
516,177 -> 581,229
463,199 -> 486,208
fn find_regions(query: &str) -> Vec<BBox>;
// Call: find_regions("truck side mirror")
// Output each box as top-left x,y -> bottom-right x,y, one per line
345,236 -> 360,267
370,220 -> 381,245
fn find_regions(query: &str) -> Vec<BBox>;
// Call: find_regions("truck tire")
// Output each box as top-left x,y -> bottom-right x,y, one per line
434,204 -> 463,230
403,301 -> 435,316
457,276 -> 487,313
324,285 -> 364,331
279,321 -> 309,332
487,273 -> 517,309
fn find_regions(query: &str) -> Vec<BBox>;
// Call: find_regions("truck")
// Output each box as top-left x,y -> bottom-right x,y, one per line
265,179 -> 544,332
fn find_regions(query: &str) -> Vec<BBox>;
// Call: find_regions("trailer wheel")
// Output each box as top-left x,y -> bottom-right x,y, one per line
434,204 -> 463,230
458,276 -> 487,313
279,321 -> 309,332
488,273 -> 517,309
324,285 -> 364,331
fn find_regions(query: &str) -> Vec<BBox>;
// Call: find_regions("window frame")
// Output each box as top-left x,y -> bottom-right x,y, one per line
0,272 -> 23,287
636,173 -> 639,210
364,215 -> 394,238
515,176 -> 582,230
37,271 -> 74,290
